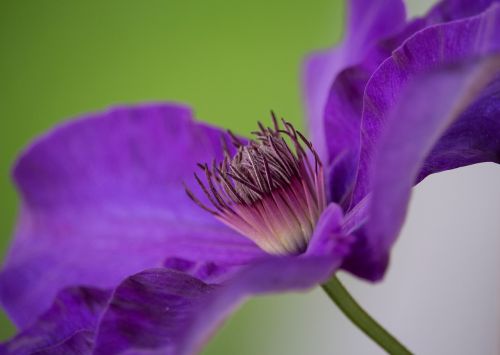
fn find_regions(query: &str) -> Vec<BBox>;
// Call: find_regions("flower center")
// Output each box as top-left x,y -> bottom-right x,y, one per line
185,113 -> 326,255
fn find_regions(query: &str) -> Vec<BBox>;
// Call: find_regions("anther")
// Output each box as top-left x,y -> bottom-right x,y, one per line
185,113 -> 326,255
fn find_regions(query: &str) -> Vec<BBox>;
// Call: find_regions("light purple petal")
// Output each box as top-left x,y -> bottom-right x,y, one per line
348,56 -> 500,280
351,3 -> 500,207
0,103 -> 264,328
0,287 -> 111,355
302,0 -> 406,164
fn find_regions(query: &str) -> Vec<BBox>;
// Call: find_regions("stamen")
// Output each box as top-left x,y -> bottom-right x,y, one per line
185,114 -> 327,255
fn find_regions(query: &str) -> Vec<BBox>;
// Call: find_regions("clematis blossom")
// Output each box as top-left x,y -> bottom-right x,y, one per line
1,0 -> 499,353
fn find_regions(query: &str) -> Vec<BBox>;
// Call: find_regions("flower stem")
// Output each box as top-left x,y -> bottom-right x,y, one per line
322,275 -> 412,355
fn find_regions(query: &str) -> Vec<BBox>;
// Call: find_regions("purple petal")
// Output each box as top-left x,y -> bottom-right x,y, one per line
0,103 -> 263,328
93,268 -> 217,355
351,4 -> 500,206
427,0 -> 500,22
416,77 -> 500,181
347,56 -> 500,280
95,253 -> 344,355
343,4 -> 500,279
3,204 -> 349,354
92,205 -> 348,354
162,257 -> 239,284
0,287 -> 111,355
323,0 -> 499,205
302,0 -> 406,163
305,203 -> 353,257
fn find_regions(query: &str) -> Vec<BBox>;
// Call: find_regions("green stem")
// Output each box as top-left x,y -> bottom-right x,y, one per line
322,275 -> 412,355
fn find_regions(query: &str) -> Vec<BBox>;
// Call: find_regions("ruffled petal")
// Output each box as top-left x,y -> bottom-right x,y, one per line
352,3 -> 500,206
347,56 -> 500,280
302,0 -> 406,164
0,287 -> 111,354
323,0 -> 499,205
0,103 -> 263,327
343,4 -> 500,279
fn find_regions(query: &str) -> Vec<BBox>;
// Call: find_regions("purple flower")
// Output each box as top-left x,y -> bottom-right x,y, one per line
1,0 -> 499,353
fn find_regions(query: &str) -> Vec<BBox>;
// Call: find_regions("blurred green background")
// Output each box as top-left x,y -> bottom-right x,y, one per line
0,0 -> 343,351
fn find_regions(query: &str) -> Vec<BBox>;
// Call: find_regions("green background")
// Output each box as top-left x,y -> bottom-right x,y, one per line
0,0 -> 343,352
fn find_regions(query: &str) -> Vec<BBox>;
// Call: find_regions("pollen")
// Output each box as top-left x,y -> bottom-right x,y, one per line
185,112 -> 326,255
